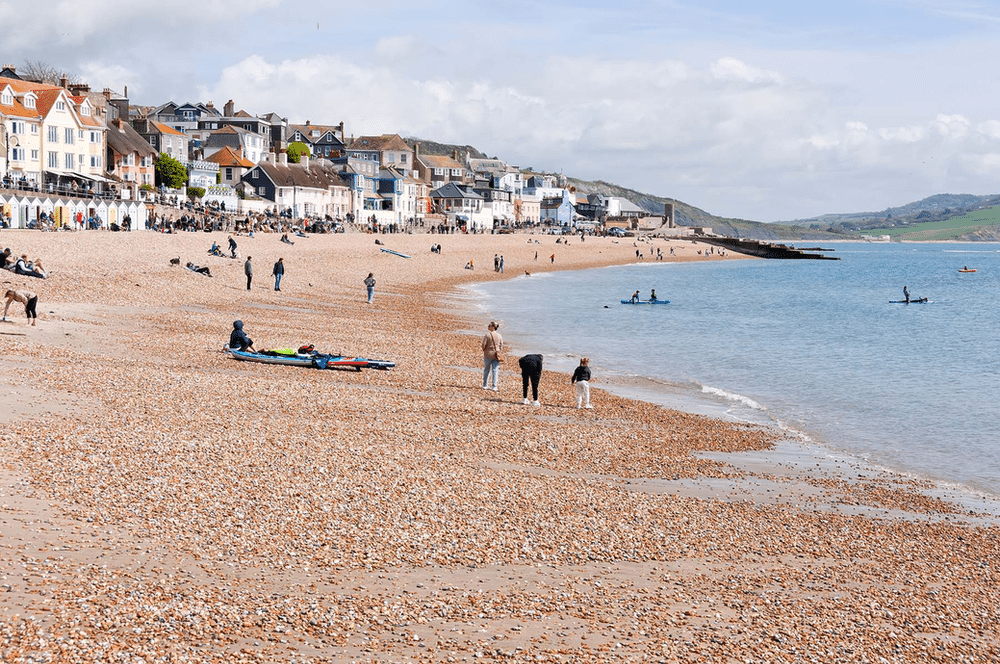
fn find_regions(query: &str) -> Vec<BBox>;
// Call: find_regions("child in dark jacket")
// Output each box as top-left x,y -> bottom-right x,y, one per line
571,357 -> 592,409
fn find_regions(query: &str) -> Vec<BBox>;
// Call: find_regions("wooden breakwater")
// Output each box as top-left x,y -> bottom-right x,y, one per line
694,236 -> 839,260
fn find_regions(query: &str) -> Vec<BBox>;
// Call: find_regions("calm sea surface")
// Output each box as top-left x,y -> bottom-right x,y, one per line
467,243 -> 1000,497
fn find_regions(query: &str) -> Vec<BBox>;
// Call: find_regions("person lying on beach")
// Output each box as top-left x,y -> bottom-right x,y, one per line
13,255 -> 46,279
228,320 -> 255,352
185,262 -> 212,277
281,233 -> 294,245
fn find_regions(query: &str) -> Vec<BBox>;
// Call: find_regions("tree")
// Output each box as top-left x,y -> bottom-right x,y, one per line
286,142 -> 311,163
155,154 -> 188,189
21,60 -> 80,86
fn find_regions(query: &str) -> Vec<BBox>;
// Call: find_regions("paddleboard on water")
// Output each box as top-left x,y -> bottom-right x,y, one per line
889,298 -> 930,304
621,299 -> 670,305
380,248 -> 412,259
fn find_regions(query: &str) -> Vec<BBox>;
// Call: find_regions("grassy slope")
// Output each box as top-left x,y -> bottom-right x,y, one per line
860,206 -> 1000,241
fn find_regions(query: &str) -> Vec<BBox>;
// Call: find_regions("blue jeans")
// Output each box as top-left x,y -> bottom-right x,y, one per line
274,273 -> 282,290
483,356 -> 499,389
367,286 -> 374,303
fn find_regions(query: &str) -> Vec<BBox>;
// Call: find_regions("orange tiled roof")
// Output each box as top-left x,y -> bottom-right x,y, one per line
420,153 -> 464,170
206,145 -> 253,168
348,133 -> 410,152
154,121 -> 186,136
0,86 -> 41,120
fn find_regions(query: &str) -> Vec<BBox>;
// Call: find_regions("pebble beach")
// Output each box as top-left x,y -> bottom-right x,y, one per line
0,228 -> 998,663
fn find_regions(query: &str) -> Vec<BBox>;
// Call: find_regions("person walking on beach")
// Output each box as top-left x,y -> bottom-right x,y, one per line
481,321 -> 503,391
272,257 -> 284,291
572,357 -> 593,409
228,235 -> 238,258
494,254 -> 500,272
499,255 -> 505,273
3,289 -> 38,326
550,253 -> 555,264
244,256 -> 253,291
364,272 -> 376,303
518,353 -> 542,406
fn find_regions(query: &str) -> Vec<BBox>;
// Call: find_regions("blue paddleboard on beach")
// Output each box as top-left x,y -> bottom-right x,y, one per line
380,248 -> 411,259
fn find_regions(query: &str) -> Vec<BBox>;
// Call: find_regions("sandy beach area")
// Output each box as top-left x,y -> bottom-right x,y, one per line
0,227 -> 998,662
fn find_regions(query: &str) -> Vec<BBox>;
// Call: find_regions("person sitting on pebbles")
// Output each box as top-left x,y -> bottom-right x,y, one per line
228,320 -> 255,352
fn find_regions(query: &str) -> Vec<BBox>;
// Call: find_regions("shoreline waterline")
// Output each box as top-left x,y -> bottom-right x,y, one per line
458,258 -> 1000,520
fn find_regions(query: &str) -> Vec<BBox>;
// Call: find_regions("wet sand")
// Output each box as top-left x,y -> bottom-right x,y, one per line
0,227 -> 998,662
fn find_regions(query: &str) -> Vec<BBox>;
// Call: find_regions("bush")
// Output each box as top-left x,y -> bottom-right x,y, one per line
286,142 -> 310,164
187,187 -> 206,200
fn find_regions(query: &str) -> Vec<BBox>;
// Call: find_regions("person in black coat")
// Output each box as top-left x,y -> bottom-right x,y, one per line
229,320 -> 255,352
518,354 -> 543,406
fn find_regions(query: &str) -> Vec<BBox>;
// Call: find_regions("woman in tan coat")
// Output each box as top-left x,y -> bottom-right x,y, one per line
481,321 -> 503,391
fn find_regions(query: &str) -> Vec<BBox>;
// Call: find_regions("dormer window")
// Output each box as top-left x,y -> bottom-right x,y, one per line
1,91 -> 11,105
24,96 -> 35,109
80,105 -> 90,116
56,100 -> 66,111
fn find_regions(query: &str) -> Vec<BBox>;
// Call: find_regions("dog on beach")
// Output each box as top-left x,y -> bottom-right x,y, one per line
169,257 -> 180,266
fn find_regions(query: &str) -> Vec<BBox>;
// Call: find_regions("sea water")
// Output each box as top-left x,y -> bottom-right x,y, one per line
468,243 -> 1000,497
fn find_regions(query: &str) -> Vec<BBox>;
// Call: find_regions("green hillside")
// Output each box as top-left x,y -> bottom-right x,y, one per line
859,205 -> 1000,241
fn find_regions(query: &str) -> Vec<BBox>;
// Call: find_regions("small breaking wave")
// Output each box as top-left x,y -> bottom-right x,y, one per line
701,385 -> 766,411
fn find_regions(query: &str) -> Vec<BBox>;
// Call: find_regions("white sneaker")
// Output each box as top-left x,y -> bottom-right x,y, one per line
585,404 -> 593,409
492,386 -> 499,392
532,400 -> 540,407
482,385 -> 489,390
523,398 -> 530,405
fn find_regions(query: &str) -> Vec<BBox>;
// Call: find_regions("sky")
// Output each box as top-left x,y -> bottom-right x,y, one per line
3,0 -> 1000,221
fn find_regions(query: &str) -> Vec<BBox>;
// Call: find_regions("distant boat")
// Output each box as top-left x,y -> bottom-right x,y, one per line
958,268 -> 977,273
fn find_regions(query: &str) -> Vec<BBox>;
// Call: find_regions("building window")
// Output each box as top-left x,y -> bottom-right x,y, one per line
65,128 -> 75,144
65,153 -> 74,169
55,100 -> 66,111
80,105 -> 90,116
10,120 -> 24,134
30,149 -> 38,160
91,131 -> 99,143
451,169 -> 462,176
48,126 -> 58,142
225,167 -> 233,180
24,96 -> 35,109
1,91 -> 11,105
257,186 -> 266,196
30,124 -> 37,134
11,147 -> 24,161
48,151 -> 58,168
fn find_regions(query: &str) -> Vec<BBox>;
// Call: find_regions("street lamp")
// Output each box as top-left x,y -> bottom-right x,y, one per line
6,135 -> 17,187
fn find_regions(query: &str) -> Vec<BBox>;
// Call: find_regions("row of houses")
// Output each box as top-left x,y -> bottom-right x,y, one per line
0,65 -> 664,231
